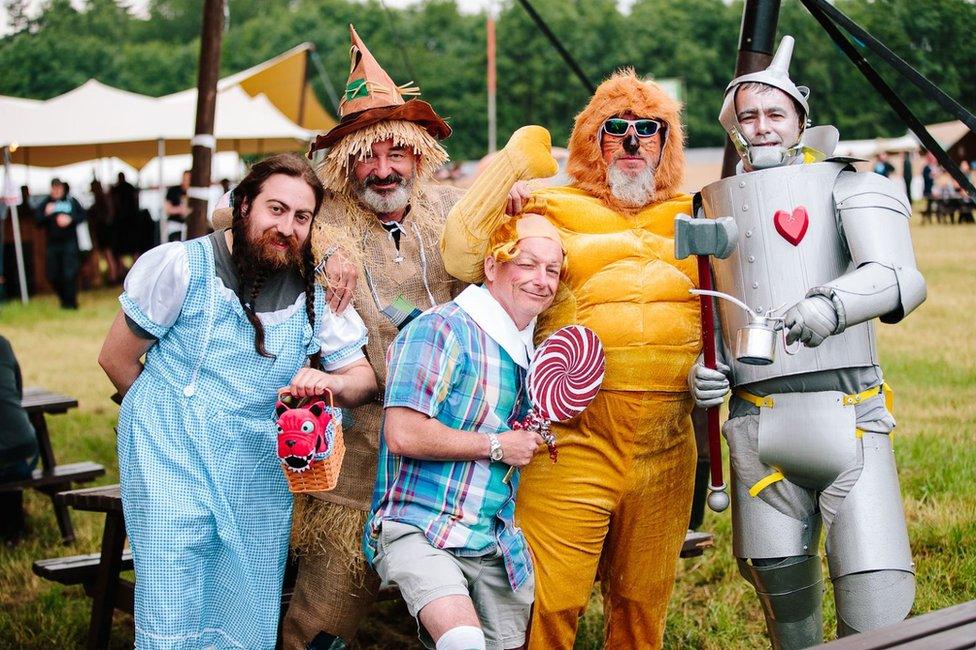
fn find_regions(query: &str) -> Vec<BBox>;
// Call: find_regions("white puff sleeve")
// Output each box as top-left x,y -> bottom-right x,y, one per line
317,305 -> 369,371
119,242 -> 190,339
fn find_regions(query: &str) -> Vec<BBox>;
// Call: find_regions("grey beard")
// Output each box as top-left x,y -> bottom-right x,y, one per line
606,164 -> 657,208
356,178 -> 413,215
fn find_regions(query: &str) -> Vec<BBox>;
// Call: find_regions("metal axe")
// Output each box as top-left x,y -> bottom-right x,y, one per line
675,209 -> 738,512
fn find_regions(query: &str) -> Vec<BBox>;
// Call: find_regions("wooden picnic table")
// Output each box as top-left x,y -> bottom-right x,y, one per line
34,484 -> 132,650
814,599 -> 976,649
35,483 -> 713,649
1,387 -> 105,542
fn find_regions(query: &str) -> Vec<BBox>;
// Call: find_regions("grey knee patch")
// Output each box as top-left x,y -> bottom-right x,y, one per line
833,570 -> 915,636
738,556 -> 824,650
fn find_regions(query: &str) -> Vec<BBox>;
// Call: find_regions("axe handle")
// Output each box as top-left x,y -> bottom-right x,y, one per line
696,255 -> 724,490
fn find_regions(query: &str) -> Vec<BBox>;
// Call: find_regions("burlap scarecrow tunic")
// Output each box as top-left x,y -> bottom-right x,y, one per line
290,184 -> 465,564
282,184 -> 465,646
314,184 -> 464,509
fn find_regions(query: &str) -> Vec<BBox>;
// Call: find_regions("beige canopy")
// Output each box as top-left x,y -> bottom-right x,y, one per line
1,80 -> 314,168
0,43 -> 336,168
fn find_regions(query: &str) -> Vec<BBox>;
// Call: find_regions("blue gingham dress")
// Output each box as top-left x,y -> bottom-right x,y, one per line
117,238 -> 363,649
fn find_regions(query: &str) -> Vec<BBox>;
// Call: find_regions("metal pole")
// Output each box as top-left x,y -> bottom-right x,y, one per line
487,15 -> 498,154
3,147 -> 29,304
721,0 -> 782,178
187,0 -> 225,240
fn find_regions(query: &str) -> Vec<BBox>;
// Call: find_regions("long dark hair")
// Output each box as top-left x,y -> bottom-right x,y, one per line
229,153 -> 325,359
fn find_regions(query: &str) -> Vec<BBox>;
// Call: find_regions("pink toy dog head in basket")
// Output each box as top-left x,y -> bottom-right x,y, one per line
275,390 -> 345,493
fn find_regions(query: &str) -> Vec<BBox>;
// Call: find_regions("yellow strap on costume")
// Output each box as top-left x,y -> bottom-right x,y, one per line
735,390 -> 775,408
842,384 -> 882,406
883,382 -> 894,413
749,471 -> 784,497
853,384 -> 895,440
738,383 -> 893,411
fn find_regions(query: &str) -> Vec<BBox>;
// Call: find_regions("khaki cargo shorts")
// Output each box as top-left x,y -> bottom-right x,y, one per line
373,520 -> 534,650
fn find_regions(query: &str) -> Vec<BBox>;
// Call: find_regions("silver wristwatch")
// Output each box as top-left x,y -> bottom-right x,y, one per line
487,433 -> 504,462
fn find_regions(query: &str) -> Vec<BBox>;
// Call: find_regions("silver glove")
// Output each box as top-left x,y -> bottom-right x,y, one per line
784,295 -> 839,348
689,360 -> 731,409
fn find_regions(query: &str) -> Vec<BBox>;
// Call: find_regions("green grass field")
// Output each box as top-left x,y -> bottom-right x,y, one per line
0,222 -> 973,649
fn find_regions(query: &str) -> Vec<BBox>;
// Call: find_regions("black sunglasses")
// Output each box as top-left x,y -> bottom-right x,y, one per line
602,118 -> 663,138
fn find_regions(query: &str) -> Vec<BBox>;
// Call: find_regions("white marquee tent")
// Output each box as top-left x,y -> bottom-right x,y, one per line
0,80 -> 312,168
0,77 -> 315,302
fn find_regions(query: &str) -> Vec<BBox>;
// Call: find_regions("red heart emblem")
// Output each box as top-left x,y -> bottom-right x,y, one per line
773,206 -> 809,246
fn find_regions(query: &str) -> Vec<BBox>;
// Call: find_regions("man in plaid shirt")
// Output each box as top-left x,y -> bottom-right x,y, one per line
364,215 -> 565,650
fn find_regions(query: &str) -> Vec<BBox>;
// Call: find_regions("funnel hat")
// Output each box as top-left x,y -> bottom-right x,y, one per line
718,36 -> 811,168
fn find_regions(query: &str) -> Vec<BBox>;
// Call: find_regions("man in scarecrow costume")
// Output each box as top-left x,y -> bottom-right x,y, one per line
440,70 -> 701,649
281,25 -> 466,650
689,36 -> 924,647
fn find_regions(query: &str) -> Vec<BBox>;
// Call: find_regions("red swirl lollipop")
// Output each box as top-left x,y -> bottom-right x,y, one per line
527,325 -> 605,422
503,325 -> 605,483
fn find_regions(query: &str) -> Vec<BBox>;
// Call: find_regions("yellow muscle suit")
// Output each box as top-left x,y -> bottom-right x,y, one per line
441,72 -> 702,649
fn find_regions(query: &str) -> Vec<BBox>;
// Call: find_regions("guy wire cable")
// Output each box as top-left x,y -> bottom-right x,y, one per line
516,0 -> 595,94
800,0 -> 975,197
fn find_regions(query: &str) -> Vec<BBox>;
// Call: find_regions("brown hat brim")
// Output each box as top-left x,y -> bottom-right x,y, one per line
309,100 -> 451,155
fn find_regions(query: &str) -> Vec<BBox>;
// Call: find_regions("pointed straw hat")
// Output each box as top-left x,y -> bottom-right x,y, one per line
309,24 -> 451,153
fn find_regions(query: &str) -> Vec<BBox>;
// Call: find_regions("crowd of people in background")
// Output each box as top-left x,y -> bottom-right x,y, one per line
1,173 -> 233,306
917,151 -> 975,224
872,150 -> 974,224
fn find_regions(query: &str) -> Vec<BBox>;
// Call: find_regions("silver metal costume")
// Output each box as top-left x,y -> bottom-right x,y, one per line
695,35 -> 925,649
701,162 -> 880,386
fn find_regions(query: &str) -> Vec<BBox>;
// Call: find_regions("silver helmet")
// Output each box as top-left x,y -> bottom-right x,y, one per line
719,36 -> 812,169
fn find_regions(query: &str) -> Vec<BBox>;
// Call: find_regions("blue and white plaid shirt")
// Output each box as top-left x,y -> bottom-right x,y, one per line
363,287 -> 534,590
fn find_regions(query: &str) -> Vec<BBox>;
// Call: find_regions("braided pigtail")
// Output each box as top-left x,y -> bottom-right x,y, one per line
231,210 -> 275,359
302,239 -> 321,370
248,270 -> 273,358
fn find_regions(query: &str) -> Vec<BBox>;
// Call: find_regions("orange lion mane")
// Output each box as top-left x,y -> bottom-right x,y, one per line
566,68 -> 686,212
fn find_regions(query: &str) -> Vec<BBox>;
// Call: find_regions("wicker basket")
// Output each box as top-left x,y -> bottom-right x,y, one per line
277,390 -> 346,493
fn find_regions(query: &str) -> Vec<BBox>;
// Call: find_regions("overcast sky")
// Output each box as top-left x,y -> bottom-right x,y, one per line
0,1 -> 640,36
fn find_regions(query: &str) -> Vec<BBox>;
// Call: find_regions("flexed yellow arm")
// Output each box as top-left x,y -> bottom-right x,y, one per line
440,126 -> 558,283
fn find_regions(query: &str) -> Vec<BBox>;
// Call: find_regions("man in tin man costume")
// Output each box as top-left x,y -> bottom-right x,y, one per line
688,36 -> 926,647
283,25 -> 464,649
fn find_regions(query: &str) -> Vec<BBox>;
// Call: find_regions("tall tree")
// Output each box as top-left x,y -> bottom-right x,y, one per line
1,0 -> 972,159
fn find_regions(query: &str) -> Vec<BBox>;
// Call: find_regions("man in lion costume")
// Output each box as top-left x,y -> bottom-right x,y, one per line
441,69 -> 701,649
